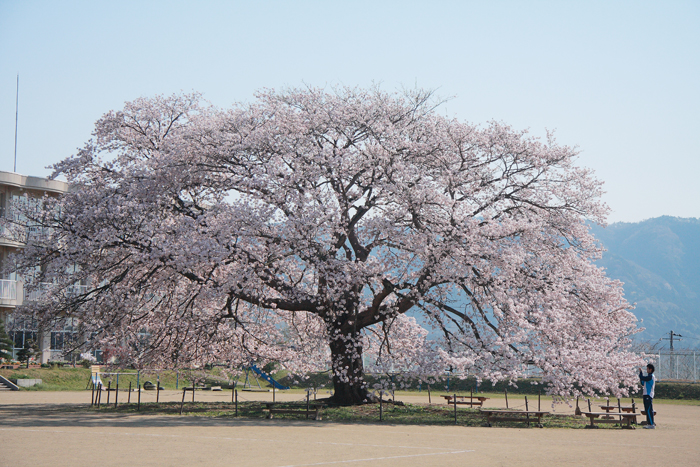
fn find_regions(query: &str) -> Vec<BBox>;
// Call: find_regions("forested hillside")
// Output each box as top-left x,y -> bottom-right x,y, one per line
591,217 -> 700,345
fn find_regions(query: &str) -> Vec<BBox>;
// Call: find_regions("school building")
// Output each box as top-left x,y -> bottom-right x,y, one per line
0,170 -> 73,363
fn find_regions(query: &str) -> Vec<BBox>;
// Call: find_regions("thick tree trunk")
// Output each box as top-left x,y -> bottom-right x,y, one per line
328,333 -> 373,406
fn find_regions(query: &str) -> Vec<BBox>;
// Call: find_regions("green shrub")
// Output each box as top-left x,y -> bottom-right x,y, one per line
647,382 -> 700,400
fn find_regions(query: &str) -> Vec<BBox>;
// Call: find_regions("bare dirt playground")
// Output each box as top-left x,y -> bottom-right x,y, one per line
1,390 -> 698,466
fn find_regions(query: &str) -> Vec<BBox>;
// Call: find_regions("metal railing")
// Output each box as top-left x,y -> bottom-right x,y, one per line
25,282 -> 88,302
0,279 -> 17,300
25,282 -> 50,302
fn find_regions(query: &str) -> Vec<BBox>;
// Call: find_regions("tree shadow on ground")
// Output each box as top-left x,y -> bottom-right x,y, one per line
0,403 -> 330,429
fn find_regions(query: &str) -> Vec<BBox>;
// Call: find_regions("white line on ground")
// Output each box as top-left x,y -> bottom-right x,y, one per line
276,450 -> 474,467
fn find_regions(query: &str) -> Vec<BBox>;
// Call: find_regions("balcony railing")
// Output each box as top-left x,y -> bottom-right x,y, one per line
25,283 -> 88,302
0,279 -> 17,300
25,282 -> 49,302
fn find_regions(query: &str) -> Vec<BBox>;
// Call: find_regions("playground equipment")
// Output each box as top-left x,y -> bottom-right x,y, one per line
88,370 -> 140,407
88,368 -> 169,406
88,367 -> 137,392
242,364 -> 289,390
88,366 -> 105,390
142,380 -> 164,390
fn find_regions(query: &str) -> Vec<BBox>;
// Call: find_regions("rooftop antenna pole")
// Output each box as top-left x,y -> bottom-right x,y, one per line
14,73 -> 19,173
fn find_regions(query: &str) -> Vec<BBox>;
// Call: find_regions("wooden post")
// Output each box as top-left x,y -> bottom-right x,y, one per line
192,380 -> 195,403
128,381 -> 132,404
156,374 -> 160,403
306,389 -> 310,418
235,389 -> 238,417
427,384 -> 431,404
454,393 -> 458,425
97,383 -> 102,408
538,390 -> 541,412
379,390 -> 383,422
525,396 -> 530,427
587,398 -> 592,413
179,388 -> 186,415
106,381 -> 111,405
137,383 -> 141,410
91,381 -> 95,406
505,388 -> 509,409
115,381 -> 119,409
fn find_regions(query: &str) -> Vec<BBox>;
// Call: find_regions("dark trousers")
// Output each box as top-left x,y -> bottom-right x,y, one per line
643,395 -> 655,425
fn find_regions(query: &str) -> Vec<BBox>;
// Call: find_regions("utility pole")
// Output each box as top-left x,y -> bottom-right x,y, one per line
662,331 -> 682,380
662,330 -> 682,351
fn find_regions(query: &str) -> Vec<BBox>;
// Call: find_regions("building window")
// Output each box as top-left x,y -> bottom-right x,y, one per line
13,330 -> 38,351
50,318 -> 79,351
8,317 -> 38,354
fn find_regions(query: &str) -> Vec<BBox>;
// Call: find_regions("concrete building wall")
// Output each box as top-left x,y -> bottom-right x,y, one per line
0,170 -> 69,363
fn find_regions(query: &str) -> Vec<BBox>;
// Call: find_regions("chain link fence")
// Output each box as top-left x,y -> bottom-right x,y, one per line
650,351 -> 699,382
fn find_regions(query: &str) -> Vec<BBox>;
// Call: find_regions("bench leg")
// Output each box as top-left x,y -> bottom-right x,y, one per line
584,418 -> 599,429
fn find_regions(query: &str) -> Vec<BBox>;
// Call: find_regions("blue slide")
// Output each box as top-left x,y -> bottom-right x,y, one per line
250,364 -> 290,390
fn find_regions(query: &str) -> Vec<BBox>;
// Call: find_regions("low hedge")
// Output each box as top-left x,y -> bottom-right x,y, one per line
650,382 -> 700,400
282,374 -> 700,400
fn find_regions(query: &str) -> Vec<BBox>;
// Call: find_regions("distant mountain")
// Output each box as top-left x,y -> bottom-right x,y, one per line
590,217 -> 700,345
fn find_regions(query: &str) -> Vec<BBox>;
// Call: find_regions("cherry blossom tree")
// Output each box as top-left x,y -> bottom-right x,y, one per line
9,87 -> 643,405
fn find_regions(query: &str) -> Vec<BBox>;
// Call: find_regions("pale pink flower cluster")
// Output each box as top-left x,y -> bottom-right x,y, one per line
7,87 -> 642,403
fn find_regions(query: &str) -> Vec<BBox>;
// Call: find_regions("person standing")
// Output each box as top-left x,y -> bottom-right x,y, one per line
639,364 -> 656,429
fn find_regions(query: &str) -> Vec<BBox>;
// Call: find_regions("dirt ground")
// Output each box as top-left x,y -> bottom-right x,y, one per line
1,390 -> 698,466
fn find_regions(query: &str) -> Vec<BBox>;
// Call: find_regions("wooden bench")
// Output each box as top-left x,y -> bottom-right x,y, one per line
599,403 -> 637,420
581,411 -> 637,429
441,395 -> 490,407
598,398 -> 637,417
480,409 -> 549,428
600,405 -> 636,414
263,402 -> 324,420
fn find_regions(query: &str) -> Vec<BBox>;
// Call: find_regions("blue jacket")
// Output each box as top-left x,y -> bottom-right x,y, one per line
639,371 -> 656,398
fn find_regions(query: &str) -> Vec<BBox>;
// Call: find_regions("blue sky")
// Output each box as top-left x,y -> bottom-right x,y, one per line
1,0 -> 698,223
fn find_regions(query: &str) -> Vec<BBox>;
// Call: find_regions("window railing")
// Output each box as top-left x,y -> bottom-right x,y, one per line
0,279 -> 18,300
25,282 -> 50,302
25,282 -> 88,301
